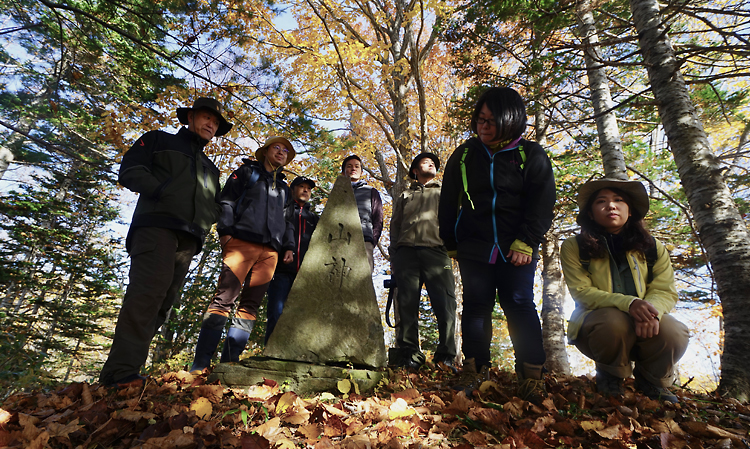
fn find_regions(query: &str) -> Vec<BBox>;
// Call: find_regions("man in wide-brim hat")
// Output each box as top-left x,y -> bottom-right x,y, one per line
190,135 -> 298,374
99,96 -> 232,388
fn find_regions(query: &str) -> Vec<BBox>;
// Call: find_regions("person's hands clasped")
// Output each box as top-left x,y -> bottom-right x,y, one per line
507,250 -> 532,266
629,299 -> 660,338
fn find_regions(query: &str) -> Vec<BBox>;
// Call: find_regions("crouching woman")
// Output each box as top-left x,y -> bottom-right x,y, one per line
560,178 -> 689,403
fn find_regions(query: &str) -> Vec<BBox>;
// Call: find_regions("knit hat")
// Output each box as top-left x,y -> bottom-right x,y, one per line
176,97 -> 233,137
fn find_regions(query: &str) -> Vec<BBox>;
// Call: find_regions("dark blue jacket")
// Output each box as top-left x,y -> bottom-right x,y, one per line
276,200 -> 319,274
352,181 -> 383,244
438,137 -> 555,263
217,159 -> 294,253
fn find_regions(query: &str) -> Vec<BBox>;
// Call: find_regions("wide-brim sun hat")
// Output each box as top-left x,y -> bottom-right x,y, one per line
176,97 -> 233,137
255,136 -> 296,166
577,178 -> 649,225
408,152 -> 440,179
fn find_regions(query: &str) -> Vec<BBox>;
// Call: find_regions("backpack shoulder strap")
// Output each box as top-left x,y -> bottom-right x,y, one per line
518,145 -> 526,171
458,146 -> 474,210
575,234 -> 591,273
645,236 -> 658,284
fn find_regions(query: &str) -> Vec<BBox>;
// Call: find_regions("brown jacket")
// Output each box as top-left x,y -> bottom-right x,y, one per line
390,179 -> 444,251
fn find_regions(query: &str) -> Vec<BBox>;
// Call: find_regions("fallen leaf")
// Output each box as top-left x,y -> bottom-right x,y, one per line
391,389 -> 422,404
463,430 -> 489,445
256,417 -> 286,442
276,391 -> 297,415
580,420 -> 605,431
193,385 -> 224,404
341,433 -> 371,449
47,418 -> 84,438
388,398 -> 416,419
113,409 -> 157,422
338,379 -> 352,394
595,424 -> 622,439
190,397 -> 212,420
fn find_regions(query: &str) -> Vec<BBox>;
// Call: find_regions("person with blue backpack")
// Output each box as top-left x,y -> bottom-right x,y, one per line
560,178 -> 689,403
189,136 -> 295,374
438,87 -> 555,400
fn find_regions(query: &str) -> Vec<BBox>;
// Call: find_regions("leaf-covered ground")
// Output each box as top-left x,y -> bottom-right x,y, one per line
1,363 -> 749,448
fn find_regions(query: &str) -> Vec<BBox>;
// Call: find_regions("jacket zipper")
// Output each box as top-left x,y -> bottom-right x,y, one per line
484,144 -> 504,264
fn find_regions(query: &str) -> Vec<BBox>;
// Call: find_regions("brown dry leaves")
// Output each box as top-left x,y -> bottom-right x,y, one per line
0,367 -> 749,448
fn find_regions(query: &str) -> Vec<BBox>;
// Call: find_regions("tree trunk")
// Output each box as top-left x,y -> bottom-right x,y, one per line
532,100 -> 570,374
576,0 -> 627,181
630,0 -> 750,401
541,230 -> 570,374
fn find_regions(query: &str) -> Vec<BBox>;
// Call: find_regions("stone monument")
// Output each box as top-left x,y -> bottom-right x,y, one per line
264,175 -> 386,367
209,175 -> 386,394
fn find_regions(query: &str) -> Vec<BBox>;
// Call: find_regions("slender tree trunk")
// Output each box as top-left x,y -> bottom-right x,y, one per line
576,0 -> 627,181
541,231 -> 570,374
630,0 -> 750,401
532,99 -> 570,373
452,261 -> 462,366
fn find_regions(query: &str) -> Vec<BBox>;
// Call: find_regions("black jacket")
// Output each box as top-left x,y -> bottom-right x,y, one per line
352,181 -> 383,244
217,159 -> 294,253
438,137 -> 555,263
119,127 -> 221,254
275,200 -> 319,274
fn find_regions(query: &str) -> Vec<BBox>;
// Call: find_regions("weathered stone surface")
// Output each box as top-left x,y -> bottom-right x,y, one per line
264,175 -> 386,368
209,358 -> 384,396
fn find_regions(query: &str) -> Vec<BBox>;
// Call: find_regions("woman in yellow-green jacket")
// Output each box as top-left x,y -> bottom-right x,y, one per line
560,178 -> 689,403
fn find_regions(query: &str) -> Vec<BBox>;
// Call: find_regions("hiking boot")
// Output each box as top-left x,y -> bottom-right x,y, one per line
595,370 -> 624,397
452,358 -> 489,396
516,362 -> 546,403
635,374 -> 679,403
434,356 -> 458,374
107,373 -> 147,389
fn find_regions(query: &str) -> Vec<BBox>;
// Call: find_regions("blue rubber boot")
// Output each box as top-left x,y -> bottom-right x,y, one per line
189,313 -> 227,374
220,318 -> 254,363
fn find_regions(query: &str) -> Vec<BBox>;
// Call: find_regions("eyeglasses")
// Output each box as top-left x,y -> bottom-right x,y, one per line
476,117 -> 496,127
270,144 -> 289,153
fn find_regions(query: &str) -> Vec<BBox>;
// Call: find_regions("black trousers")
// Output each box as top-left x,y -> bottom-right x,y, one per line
99,227 -> 197,384
392,246 -> 457,362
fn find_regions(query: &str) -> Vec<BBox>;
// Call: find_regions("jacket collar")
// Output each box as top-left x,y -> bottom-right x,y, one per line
241,158 -> 287,180
410,178 -> 441,189
179,127 -> 209,148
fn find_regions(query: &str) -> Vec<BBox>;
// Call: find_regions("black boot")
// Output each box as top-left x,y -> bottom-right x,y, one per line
220,318 -> 254,363
190,313 -> 227,374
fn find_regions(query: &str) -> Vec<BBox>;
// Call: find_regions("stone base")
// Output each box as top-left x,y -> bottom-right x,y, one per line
208,357 -> 385,396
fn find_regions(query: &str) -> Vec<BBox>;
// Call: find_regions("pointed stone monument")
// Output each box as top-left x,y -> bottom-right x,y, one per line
264,175 -> 386,368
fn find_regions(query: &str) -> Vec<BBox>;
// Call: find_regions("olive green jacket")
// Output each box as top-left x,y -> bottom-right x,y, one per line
560,236 -> 678,341
390,179 -> 444,252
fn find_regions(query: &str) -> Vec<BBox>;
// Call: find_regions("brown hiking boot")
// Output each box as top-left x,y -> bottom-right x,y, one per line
516,362 -> 546,403
452,358 -> 489,396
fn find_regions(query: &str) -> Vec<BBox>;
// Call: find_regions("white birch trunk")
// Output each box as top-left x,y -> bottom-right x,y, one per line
576,0 -> 627,180
630,0 -> 750,400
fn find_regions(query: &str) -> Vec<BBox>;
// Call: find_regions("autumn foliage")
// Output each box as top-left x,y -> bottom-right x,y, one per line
2,364 -> 749,448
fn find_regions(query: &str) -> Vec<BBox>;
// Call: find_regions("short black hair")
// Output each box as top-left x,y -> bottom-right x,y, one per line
341,155 -> 362,172
470,87 -> 527,143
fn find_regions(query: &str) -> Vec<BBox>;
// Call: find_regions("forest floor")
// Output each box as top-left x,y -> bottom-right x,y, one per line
1,362 -> 749,448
